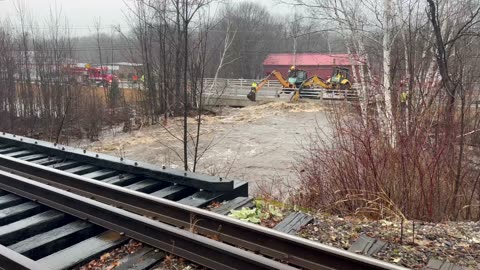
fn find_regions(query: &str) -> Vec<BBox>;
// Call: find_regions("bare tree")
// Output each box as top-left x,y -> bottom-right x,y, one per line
426,0 -> 480,218
276,0 -> 480,221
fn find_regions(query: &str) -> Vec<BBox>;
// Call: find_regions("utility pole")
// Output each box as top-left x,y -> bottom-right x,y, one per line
293,6 -> 297,66
293,35 -> 297,66
326,32 -> 332,54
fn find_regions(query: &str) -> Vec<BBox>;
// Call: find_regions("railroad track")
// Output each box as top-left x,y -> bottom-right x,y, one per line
0,132 -> 407,270
0,182 -> 163,270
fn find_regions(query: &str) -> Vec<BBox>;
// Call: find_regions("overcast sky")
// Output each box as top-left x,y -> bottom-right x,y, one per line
0,0 -> 291,36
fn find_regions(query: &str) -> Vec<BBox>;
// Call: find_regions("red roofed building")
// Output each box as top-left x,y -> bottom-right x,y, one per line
263,53 -> 363,82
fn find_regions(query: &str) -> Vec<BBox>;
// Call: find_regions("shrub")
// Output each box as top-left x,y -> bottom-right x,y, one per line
291,102 -> 479,222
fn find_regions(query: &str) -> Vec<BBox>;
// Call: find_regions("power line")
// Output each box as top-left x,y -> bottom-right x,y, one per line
6,25 -> 131,31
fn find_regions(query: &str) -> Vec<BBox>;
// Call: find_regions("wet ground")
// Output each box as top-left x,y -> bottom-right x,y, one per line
74,101 -> 330,193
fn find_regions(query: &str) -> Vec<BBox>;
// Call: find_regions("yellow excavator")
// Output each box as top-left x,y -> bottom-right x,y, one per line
247,66 -> 352,102
325,67 -> 352,89
293,67 -> 353,100
247,68 -> 300,101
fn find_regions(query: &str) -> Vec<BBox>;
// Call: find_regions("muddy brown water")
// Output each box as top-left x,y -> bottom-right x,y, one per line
74,102 -> 331,194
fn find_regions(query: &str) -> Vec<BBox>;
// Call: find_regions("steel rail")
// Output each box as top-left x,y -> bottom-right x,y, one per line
0,170 -> 296,270
0,154 -> 407,270
0,244 -> 49,270
0,132 -> 235,191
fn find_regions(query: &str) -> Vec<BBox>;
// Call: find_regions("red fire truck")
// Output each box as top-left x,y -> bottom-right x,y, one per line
66,64 -> 118,86
87,66 -> 117,85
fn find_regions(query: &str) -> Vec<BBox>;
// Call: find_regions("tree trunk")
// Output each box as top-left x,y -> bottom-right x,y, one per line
383,0 -> 396,146
175,0 -> 182,116
183,0 -> 189,171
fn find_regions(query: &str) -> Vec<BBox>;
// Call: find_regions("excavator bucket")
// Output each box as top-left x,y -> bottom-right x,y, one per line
291,90 -> 300,102
247,90 -> 256,101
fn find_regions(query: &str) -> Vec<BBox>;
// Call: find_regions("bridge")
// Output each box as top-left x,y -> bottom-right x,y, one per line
117,78 -> 360,107
202,78 -> 360,107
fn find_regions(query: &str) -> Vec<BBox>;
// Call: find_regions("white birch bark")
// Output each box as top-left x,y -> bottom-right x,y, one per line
397,0 -> 411,134
346,44 -> 368,124
336,0 -> 372,123
205,22 -> 237,106
383,0 -> 396,146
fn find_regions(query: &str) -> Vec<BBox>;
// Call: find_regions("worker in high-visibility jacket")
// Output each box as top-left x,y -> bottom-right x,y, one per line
400,91 -> 409,104
251,81 -> 258,92
247,81 -> 258,101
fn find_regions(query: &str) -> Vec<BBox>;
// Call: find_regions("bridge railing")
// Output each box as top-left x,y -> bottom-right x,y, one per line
203,78 -> 284,96
203,78 -> 285,88
203,78 -> 361,100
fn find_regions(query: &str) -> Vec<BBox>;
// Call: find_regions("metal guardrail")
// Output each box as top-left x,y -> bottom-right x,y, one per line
203,78 -> 286,97
116,77 -> 360,101
203,78 -> 361,100
204,78 -> 285,89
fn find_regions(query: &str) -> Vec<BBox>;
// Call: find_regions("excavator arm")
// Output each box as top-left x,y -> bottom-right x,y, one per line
270,71 -> 290,88
247,70 -> 290,101
302,76 -> 333,89
292,75 -> 352,101
292,76 -> 333,101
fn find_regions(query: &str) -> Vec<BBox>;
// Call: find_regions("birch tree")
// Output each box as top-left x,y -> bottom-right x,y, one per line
382,0 -> 396,144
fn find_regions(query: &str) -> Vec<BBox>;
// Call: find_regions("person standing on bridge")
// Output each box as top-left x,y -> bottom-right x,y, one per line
247,81 -> 258,102
251,81 -> 258,92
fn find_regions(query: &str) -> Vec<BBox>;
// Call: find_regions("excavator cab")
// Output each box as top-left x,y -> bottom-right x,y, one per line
287,69 -> 308,88
329,67 -> 351,89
